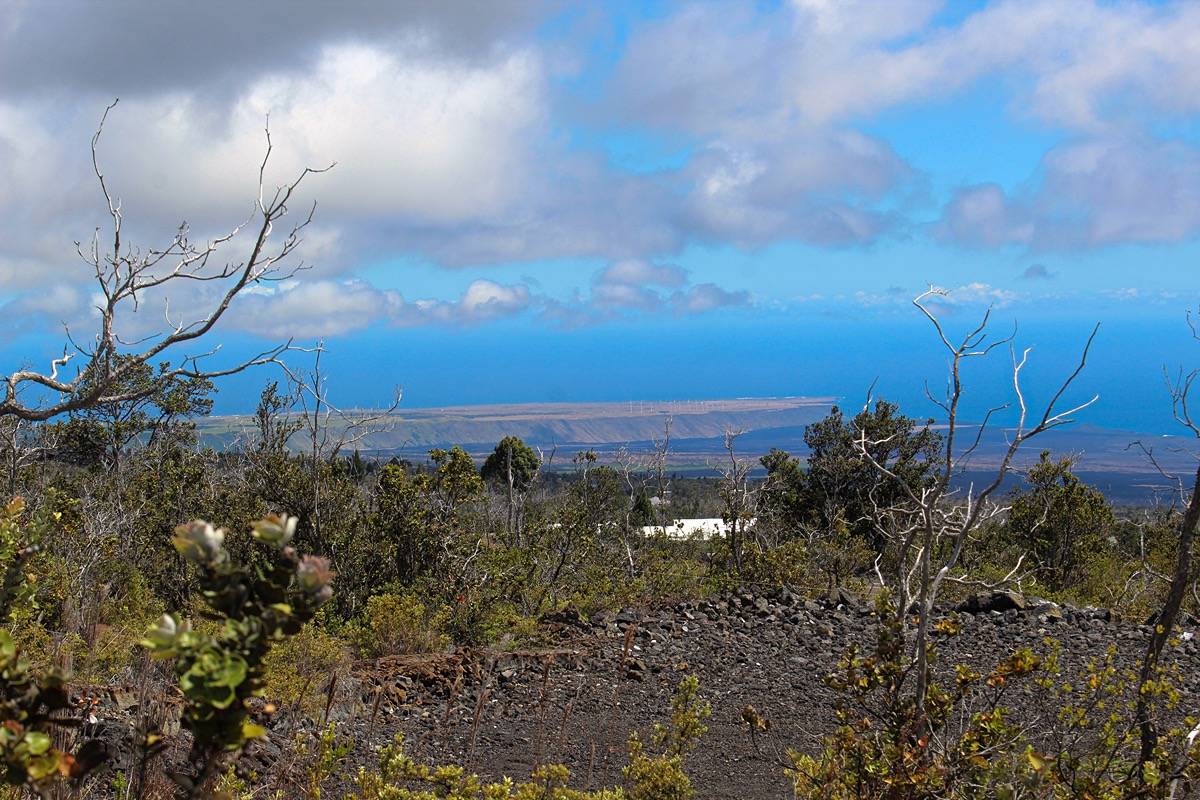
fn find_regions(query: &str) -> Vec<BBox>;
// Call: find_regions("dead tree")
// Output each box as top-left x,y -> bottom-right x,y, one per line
717,429 -> 764,580
0,416 -> 56,499
855,286 -> 1098,727
279,341 -> 401,550
1,100 -> 331,422
1133,313 -> 1200,768
613,415 -> 674,576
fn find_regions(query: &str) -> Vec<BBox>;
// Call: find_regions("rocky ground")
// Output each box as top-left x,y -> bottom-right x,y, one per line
255,590 -> 1198,800
80,589 -> 1200,798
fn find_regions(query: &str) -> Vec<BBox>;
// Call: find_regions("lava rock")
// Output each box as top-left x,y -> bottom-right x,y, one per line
955,590 -> 1028,614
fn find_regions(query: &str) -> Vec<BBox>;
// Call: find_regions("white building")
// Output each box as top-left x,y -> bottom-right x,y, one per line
640,517 -> 756,541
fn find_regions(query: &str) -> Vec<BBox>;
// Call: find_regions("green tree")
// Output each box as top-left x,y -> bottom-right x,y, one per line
630,490 -> 656,528
1008,451 -> 1114,588
340,447 -> 483,612
801,400 -> 941,551
482,435 -> 540,542
758,448 -> 807,542
516,451 -> 630,613
46,356 -> 213,476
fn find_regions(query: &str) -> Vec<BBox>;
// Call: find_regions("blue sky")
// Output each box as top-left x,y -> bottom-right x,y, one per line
1,0 -> 1199,429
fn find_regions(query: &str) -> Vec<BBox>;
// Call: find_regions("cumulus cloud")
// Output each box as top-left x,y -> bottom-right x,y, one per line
607,0 -> 1200,252
590,260 -> 690,310
937,184 -> 1035,248
680,135 -> 906,247
0,1 -> 550,98
5,283 -> 84,320
236,280 -> 401,338
596,259 -> 687,288
590,283 -> 664,312
541,258 -> 750,322
949,282 -> 1018,307
74,43 -> 547,230
939,138 -> 1200,249
787,0 -> 1200,132
0,0 -> 948,301
604,2 -> 921,247
448,280 -> 532,321
0,37 -> 554,302
235,278 -> 536,337
670,283 -> 750,314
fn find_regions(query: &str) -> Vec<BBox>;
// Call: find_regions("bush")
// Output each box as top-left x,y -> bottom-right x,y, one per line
260,613 -> 351,718
0,497 -> 107,793
789,598 -> 1200,799
142,514 -> 335,793
624,674 -> 710,800
347,591 -> 451,658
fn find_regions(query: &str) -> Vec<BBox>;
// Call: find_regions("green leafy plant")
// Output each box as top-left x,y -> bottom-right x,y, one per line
1008,451 -> 1115,589
624,674 -> 710,800
260,613 -> 350,718
790,596 -> 1200,799
142,513 -> 334,793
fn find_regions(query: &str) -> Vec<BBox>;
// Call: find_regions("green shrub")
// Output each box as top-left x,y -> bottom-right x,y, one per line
347,737 -> 623,799
624,674 -> 710,800
632,545 -> 709,606
260,613 -> 351,717
347,591 -> 451,657
142,513 -> 335,792
0,497 -> 106,792
789,598 -> 1200,799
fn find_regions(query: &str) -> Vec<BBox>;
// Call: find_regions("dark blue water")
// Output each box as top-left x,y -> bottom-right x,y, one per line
4,311 -> 1195,436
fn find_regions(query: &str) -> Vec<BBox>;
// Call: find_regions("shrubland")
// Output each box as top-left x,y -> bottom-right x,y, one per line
0,365 -> 1195,798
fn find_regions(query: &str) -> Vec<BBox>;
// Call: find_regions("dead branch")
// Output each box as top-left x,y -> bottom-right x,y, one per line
1,101 -> 333,422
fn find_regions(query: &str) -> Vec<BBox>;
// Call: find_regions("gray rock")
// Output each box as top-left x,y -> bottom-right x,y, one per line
956,590 -> 1028,614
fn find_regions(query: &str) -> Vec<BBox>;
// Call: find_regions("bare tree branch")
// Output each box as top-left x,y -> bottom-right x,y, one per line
0,103 -> 332,422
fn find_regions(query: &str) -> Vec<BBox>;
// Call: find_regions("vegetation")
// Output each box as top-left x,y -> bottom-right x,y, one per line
0,349 -> 1193,798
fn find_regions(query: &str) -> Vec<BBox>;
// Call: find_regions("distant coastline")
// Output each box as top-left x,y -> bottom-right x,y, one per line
194,397 -> 1190,503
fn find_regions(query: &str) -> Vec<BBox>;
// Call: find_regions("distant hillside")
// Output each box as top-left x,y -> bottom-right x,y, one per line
194,397 -> 1199,504
195,397 -> 836,454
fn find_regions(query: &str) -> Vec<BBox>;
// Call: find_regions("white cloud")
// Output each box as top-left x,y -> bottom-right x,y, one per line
454,280 -> 532,319
591,283 -> 663,311
951,282 -> 1017,307
95,43 -> 547,226
939,138 -> 1200,249
0,1 -> 550,97
681,134 -> 906,246
670,283 -> 750,314
236,279 -> 402,338
541,258 -> 751,321
0,37 -> 552,301
784,0 -> 1200,132
7,283 -> 83,319
1107,287 -> 1140,302
596,259 -> 687,288
606,0 -> 1200,254
233,277 -> 536,338
937,184 -> 1035,248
